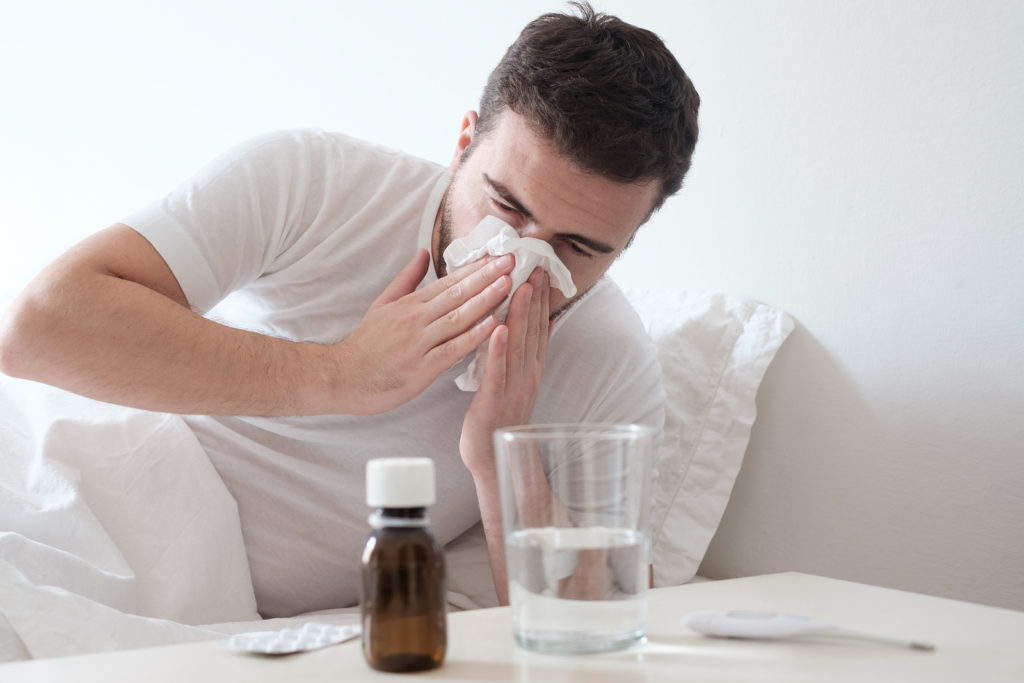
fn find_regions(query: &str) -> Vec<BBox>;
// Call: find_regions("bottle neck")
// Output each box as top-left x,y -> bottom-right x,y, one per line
369,507 -> 429,529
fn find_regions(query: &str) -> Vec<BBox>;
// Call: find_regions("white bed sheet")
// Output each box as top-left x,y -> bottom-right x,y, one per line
0,376 -> 285,660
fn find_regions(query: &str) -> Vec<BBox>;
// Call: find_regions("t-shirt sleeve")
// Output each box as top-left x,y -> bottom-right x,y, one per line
121,129 -> 328,314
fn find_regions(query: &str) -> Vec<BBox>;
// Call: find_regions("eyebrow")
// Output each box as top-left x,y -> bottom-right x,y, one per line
483,174 -> 616,254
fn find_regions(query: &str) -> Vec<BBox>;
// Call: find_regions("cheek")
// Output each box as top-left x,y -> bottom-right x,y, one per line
567,256 -> 601,285
558,258 -> 614,303
448,193 -> 492,240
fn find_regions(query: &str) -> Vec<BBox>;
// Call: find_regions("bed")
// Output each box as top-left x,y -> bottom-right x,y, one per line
0,287 -> 792,661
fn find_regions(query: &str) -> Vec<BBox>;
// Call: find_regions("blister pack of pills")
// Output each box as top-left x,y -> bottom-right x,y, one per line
226,622 -> 361,655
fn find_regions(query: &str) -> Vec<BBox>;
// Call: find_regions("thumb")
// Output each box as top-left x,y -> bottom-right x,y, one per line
372,249 -> 430,308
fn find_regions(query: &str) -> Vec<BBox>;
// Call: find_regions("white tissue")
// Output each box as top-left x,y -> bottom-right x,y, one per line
443,216 -> 577,391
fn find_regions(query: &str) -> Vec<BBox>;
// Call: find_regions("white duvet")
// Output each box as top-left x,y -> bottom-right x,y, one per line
0,376 -> 360,661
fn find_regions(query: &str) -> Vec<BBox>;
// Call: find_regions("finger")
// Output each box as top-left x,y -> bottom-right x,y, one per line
479,325 -> 509,395
424,312 -> 498,372
420,254 -> 514,314
418,255 -> 488,300
524,269 -> 548,364
537,273 -> 551,362
504,282 -> 534,374
371,249 -> 430,308
425,272 -> 512,348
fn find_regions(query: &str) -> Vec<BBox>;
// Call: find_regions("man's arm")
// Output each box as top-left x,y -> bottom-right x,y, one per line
0,224 -> 515,416
459,268 -> 551,605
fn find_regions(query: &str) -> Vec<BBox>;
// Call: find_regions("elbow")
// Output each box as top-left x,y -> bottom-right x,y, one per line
0,296 -> 44,380
0,331 -> 21,380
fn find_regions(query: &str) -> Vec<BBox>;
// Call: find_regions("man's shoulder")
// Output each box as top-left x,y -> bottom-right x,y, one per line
215,128 -> 443,179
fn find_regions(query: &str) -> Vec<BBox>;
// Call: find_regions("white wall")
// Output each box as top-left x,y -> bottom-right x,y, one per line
2,1 -> 1021,609
609,0 -> 1024,610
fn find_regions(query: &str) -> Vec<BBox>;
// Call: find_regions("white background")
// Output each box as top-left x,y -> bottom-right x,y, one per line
2,1 -> 1022,609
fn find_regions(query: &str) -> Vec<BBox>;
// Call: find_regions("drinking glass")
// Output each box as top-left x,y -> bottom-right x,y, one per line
494,423 -> 656,653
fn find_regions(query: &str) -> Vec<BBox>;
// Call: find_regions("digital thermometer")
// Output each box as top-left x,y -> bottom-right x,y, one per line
682,610 -> 934,651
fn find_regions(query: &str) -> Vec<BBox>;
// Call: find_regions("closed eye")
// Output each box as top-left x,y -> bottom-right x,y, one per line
561,239 -> 593,258
484,174 -> 534,220
492,198 -> 518,214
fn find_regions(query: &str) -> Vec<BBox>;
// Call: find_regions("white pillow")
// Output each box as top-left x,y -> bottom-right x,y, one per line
0,376 -> 260,630
444,289 -> 794,605
623,289 -> 794,587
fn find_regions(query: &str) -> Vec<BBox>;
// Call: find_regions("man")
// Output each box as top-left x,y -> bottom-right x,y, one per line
0,3 -> 698,617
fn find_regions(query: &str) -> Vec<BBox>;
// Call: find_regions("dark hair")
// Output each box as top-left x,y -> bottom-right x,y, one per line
475,1 -> 700,212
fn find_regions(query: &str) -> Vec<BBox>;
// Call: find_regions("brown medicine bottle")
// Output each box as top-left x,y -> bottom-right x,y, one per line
361,458 -> 447,672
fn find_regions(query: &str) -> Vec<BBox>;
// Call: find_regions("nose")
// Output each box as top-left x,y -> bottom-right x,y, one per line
515,221 -> 544,242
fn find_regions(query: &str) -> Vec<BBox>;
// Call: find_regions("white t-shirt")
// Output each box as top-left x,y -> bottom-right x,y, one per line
124,129 -> 665,618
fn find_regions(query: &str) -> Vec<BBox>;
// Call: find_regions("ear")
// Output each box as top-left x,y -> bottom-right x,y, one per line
448,110 -> 479,177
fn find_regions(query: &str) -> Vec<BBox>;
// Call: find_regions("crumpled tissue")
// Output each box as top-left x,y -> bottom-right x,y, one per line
443,216 -> 576,391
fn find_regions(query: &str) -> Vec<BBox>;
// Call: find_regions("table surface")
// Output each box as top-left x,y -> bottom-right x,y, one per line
3,572 -> 1023,681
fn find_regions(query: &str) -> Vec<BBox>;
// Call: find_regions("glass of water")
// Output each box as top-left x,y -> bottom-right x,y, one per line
493,423 -> 656,654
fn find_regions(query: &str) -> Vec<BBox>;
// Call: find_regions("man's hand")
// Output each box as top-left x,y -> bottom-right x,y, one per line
330,249 -> 515,415
459,267 -> 551,604
460,267 -> 550,476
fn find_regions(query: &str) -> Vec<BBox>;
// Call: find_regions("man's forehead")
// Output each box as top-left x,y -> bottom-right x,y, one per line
477,113 -> 658,222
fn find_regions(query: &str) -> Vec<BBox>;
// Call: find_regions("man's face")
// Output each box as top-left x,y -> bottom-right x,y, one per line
432,110 -> 660,317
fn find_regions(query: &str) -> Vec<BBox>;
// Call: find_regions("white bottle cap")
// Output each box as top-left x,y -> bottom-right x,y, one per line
365,457 -> 436,508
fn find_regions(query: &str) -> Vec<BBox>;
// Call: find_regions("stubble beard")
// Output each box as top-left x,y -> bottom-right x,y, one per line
433,184 -> 456,279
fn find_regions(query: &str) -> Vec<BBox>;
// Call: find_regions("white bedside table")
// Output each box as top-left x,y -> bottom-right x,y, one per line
3,572 -> 1021,681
